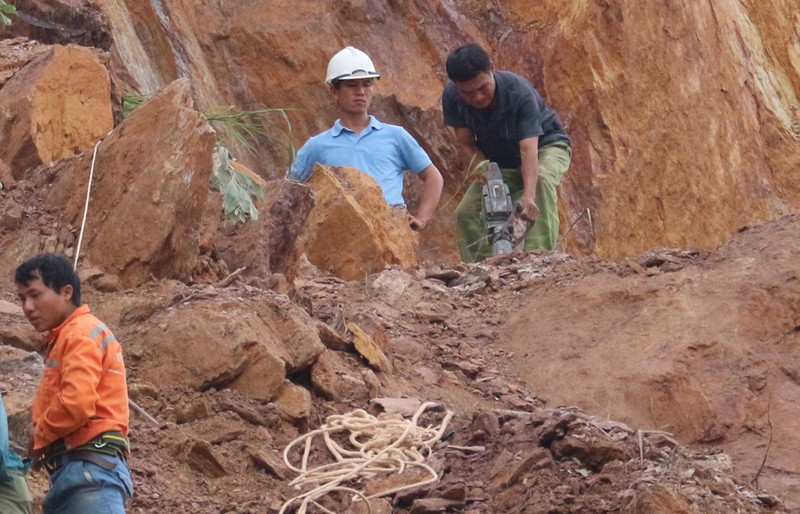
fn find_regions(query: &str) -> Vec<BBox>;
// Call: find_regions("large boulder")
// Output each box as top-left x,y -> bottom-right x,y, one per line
131,294 -> 325,401
0,44 -> 113,185
47,78 -> 215,288
300,165 -> 419,281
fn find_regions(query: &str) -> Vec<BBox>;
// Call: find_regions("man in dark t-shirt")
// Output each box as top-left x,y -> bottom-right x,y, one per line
442,43 -> 572,262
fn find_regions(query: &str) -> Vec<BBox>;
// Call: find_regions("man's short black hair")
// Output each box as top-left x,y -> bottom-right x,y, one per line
15,253 -> 81,306
446,43 -> 491,82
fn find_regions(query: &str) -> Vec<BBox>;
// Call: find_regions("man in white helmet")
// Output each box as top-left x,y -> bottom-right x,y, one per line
288,46 -> 443,230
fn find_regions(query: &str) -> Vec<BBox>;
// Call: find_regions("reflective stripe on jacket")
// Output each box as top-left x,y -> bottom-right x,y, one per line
32,305 -> 129,451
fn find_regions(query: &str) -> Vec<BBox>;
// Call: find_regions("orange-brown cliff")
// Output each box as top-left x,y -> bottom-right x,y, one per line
1,0 -> 798,261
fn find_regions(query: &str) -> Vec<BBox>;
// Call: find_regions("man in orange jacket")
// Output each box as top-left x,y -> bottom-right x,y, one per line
15,253 -> 133,513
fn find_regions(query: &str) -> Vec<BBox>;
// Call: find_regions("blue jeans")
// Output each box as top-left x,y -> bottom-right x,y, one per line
43,454 -> 133,514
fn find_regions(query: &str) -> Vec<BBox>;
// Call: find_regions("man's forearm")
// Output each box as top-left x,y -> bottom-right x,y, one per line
451,127 -> 485,173
459,143 -> 486,173
415,172 -> 444,223
519,138 -> 540,200
517,137 -> 541,222
415,168 -> 444,224
521,155 -> 539,199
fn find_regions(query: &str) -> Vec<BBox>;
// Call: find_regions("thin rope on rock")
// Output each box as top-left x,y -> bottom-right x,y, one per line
279,402 -> 454,514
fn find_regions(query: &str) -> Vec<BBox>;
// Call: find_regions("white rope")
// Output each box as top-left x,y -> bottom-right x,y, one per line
279,402 -> 454,514
73,130 -> 112,271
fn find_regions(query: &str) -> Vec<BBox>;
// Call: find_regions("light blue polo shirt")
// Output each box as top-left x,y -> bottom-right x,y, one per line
0,391 -> 26,481
287,115 -> 432,206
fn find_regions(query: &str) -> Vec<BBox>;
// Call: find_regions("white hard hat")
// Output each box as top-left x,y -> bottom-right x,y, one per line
325,46 -> 381,85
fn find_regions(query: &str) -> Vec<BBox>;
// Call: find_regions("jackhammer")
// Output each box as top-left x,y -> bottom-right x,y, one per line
481,162 -> 532,257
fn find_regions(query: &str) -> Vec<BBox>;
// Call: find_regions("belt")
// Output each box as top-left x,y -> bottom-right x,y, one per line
44,431 -> 129,475
45,450 -> 121,474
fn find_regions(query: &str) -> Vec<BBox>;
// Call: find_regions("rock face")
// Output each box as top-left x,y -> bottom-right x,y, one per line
114,0 -> 800,260
300,165 -> 419,281
213,179 -> 315,284
0,44 -> 113,184
0,0 -> 110,49
3,1 -> 798,260
47,78 -> 215,288
521,1 -> 800,258
0,38 -> 48,89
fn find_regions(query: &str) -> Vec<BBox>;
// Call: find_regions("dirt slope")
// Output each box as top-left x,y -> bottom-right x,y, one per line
500,216 -> 800,508
3,217 -> 798,513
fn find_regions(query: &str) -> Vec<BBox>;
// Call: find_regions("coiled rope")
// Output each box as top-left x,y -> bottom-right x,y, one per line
279,402 -> 454,514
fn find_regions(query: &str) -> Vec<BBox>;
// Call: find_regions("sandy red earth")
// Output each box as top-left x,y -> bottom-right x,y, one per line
0,0 -> 799,512
2,215 -> 799,513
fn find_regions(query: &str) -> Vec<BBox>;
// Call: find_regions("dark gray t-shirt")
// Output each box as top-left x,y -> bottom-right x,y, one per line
442,71 -> 570,168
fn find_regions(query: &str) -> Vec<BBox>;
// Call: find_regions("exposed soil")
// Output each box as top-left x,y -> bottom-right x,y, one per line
1,0 -> 799,512
2,215 -> 799,513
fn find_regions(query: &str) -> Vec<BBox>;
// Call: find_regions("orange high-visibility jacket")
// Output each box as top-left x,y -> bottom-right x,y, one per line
32,305 -> 129,451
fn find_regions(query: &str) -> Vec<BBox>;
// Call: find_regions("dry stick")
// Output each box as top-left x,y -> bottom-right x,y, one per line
493,408 -> 535,418
216,266 -> 246,288
435,155 -> 482,214
558,207 -> 590,252
750,391 -> 773,489
129,399 -> 159,424
638,430 -> 644,461
634,429 -> 679,462
73,132 -> 112,271
447,445 -> 485,453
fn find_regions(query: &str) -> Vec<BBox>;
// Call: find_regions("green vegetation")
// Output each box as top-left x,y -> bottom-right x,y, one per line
202,105 -> 295,162
212,145 -> 264,223
121,90 -> 296,224
122,91 -> 295,162
468,158 -> 490,177
121,90 -> 146,118
0,1 -> 16,25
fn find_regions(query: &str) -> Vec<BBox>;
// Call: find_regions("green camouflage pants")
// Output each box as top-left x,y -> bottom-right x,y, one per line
455,142 -> 572,262
0,471 -> 33,514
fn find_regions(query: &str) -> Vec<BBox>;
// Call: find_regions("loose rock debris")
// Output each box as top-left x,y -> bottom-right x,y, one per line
1,222 -> 794,512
